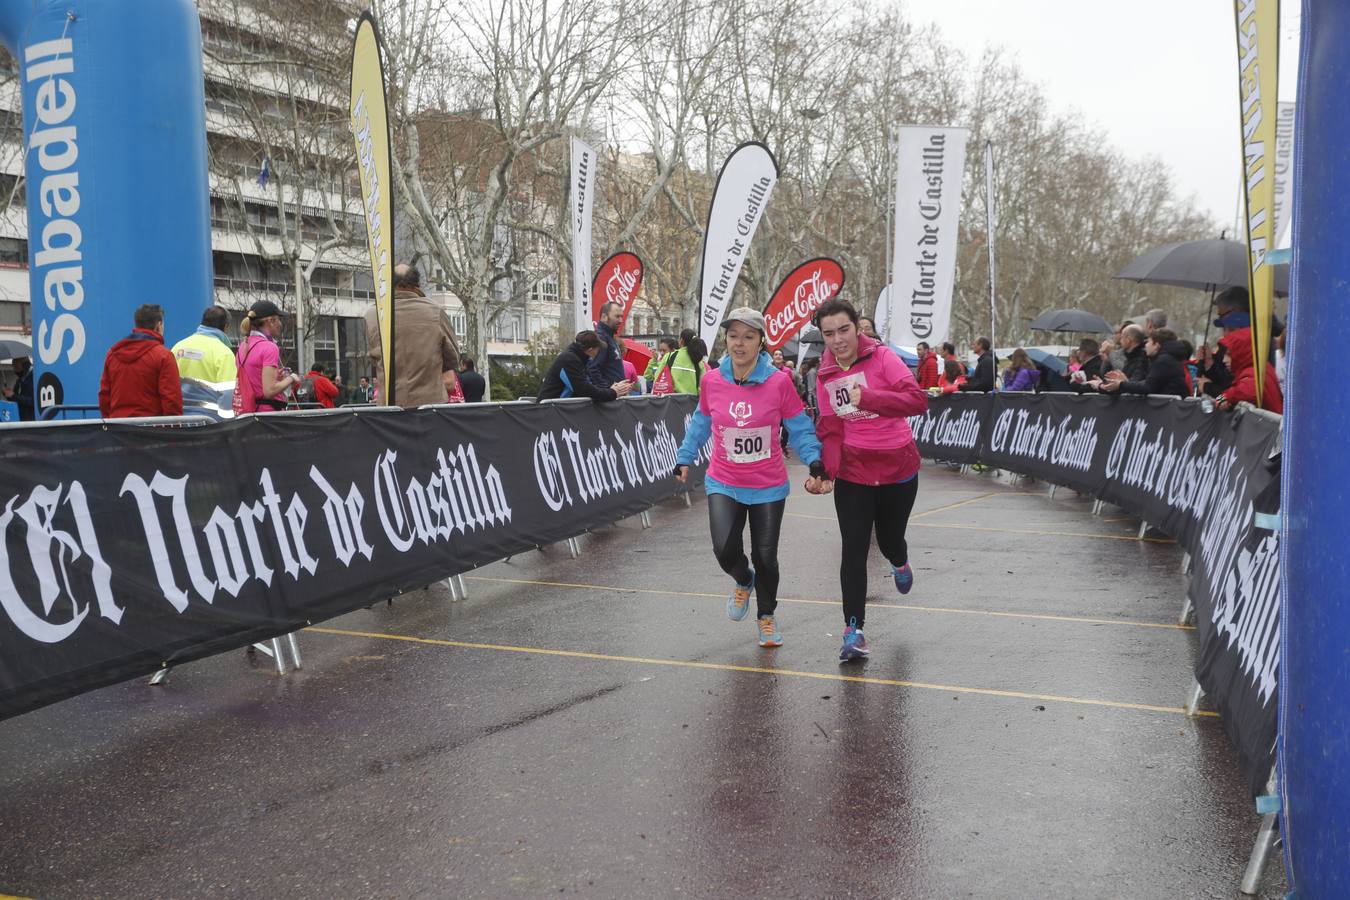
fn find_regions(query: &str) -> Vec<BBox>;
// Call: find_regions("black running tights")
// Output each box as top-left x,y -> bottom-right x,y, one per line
707,494 -> 785,617
833,477 -> 919,628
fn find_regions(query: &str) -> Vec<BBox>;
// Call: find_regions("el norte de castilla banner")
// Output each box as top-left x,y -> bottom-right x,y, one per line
571,137 -> 598,333
0,398 -> 707,722
909,392 -> 1281,797
887,125 -> 968,348
699,142 -> 779,346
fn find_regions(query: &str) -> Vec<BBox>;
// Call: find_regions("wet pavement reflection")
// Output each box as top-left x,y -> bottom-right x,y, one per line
0,463 -> 1286,898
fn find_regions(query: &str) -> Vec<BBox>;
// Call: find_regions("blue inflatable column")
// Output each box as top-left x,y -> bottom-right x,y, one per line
0,0 -> 213,416
1280,1 -> 1350,894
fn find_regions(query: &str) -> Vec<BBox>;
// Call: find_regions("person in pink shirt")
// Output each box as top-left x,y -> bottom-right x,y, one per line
675,308 -> 824,648
235,299 -> 300,413
810,299 -> 929,660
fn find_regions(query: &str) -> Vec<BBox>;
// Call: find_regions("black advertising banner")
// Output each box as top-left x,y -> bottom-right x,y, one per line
0,397 -> 704,721
911,393 -> 1281,794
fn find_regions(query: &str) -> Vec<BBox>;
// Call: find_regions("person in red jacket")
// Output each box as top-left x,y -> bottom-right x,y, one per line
1216,326 -> 1283,414
98,304 -> 184,418
300,363 -> 340,408
916,341 -> 940,389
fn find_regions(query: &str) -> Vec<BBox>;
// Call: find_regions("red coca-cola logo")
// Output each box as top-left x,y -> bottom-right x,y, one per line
591,252 -> 643,326
762,258 -> 845,350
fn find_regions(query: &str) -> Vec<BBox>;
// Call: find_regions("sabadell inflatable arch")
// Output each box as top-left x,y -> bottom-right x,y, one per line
0,0 -> 212,415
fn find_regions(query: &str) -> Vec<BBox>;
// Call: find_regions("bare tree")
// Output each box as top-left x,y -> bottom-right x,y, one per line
200,0 -> 366,370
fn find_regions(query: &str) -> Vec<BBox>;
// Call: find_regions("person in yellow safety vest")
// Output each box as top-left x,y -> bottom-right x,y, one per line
172,306 -> 238,383
648,328 -> 709,394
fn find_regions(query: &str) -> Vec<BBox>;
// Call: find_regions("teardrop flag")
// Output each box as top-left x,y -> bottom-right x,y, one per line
762,258 -> 845,351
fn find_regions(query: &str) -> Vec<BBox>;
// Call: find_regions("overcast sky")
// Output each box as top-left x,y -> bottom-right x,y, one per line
902,0 -> 1301,230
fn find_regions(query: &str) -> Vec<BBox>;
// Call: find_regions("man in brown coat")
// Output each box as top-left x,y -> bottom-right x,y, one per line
365,263 -> 461,407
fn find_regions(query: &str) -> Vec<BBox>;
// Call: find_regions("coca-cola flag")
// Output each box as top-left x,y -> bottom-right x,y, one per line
762,257 -> 845,351
888,125 -> 968,349
591,252 -> 644,328
698,141 -> 779,345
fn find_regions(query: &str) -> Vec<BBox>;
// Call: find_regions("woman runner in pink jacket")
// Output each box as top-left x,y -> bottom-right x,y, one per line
675,308 -> 824,648
809,299 -> 929,660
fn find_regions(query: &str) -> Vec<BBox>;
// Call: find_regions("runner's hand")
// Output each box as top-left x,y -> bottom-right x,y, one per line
674,464 -> 689,483
850,385 -> 863,406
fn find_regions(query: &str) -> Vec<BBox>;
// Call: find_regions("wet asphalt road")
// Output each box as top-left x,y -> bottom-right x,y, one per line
0,462 -> 1286,899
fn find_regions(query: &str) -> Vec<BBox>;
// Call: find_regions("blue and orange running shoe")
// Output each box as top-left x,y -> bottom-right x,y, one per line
757,614 -> 783,647
839,619 -> 870,661
728,571 -> 755,621
893,563 -> 914,595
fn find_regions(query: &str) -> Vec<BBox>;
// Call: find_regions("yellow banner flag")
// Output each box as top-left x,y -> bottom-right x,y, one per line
350,13 -> 395,404
1233,0 -> 1279,407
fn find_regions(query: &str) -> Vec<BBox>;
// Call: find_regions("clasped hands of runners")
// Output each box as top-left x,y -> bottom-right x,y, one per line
672,460 -> 832,493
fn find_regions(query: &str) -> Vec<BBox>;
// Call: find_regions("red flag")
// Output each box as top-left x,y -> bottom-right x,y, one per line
762,258 -> 845,351
591,252 -> 643,328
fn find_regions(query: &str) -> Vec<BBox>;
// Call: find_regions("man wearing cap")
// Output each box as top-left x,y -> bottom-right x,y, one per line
366,263 -> 461,408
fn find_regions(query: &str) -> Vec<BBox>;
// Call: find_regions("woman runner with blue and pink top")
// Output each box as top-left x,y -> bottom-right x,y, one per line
675,307 -> 825,648
809,299 -> 929,661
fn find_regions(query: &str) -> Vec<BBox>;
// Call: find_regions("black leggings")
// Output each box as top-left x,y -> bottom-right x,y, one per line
707,494 -> 785,617
833,477 -> 919,628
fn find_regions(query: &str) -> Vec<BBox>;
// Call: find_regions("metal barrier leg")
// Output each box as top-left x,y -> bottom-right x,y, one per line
1179,594 -> 1194,626
567,537 -> 581,559
445,577 -> 461,602
1091,499 -> 1103,516
286,632 -> 303,670
683,492 -> 692,508
149,666 -> 170,686
1137,520 -> 1150,540
1239,813 -> 1279,895
1185,680 -> 1205,716
1048,484 -> 1058,499
640,510 -> 652,529
454,574 -> 468,600
269,637 -> 287,675
1181,550 -> 1192,574
1240,769 -> 1281,896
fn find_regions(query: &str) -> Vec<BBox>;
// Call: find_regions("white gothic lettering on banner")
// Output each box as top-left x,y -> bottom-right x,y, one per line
888,126 -> 968,349
698,142 -> 779,345
533,423 -> 681,512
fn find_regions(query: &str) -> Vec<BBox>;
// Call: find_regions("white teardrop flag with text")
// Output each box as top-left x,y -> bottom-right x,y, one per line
887,125 -> 968,350
571,137 -> 598,334
698,142 -> 779,345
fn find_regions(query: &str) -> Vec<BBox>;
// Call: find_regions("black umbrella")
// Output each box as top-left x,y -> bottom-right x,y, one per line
1114,238 -> 1289,295
0,337 -> 31,361
1027,309 -> 1113,334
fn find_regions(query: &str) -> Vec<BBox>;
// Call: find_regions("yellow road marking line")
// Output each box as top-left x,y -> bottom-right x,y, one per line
307,626 -> 1217,718
909,491 -> 1002,520
782,511 -> 1175,544
464,575 -> 1194,631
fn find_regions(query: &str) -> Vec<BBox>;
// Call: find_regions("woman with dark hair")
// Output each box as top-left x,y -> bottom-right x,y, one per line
810,298 -> 929,660
937,359 -> 966,393
675,308 -> 824,648
235,299 -> 300,413
653,328 -> 708,394
538,331 -> 631,402
1001,348 -> 1041,392
644,335 -> 679,382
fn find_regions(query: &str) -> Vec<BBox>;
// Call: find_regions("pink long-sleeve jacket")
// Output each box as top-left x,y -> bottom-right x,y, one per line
815,335 -> 929,485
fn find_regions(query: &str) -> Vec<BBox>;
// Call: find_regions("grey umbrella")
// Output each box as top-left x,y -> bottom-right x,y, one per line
0,337 -> 31,361
1114,238 -> 1289,295
1027,309 -> 1114,334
